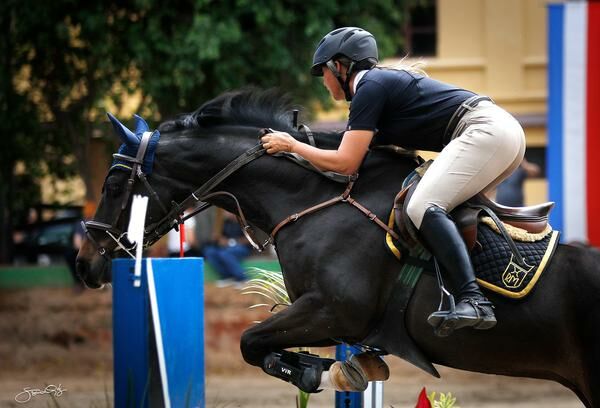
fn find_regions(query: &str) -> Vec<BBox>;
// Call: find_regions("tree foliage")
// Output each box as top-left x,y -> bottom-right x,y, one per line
1,0 -> 404,262
128,0 -> 403,116
0,1 -> 139,261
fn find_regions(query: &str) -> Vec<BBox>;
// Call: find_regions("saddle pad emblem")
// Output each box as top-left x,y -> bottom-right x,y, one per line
501,255 -> 534,289
472,224 -> 560,299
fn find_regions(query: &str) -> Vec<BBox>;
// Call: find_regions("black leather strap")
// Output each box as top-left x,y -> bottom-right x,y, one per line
444,95 -> 494,144
470,204 -> 528,269
144,144 -> 267,247
298,124 -> 316,147
180,144 -> 266,210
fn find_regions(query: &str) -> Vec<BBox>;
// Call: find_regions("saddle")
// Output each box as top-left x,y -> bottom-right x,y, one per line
394,161 -> 554,253
357,161 -> 560,379
361,162 -> 559,377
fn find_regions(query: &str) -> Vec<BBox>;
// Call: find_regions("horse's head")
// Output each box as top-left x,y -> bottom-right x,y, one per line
76,113 -> 171,288
76,88 -> 366,288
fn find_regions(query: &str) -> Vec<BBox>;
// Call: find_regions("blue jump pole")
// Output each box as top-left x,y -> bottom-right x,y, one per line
112,257 -> 205,408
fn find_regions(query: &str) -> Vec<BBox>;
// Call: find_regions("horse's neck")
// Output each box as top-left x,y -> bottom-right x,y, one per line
220,161 -> 341,232
155,135 -> 337,233
155,129 -> 418,235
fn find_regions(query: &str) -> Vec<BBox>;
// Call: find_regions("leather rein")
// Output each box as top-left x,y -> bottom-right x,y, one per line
83,128 -> 398,260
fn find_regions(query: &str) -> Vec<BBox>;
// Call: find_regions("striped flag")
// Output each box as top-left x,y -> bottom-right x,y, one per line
548,0 -> 600,246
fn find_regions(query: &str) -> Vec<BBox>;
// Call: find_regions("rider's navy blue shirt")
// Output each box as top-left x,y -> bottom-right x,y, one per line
347,68 -> 476,152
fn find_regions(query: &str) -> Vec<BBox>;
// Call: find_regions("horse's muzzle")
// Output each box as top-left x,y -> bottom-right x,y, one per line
76,257 -> 110,289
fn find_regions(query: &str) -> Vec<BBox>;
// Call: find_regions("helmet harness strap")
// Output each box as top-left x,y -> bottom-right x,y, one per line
326,60 -> 356,102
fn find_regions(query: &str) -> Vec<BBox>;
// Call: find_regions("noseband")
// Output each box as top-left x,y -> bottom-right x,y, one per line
83,130 -> 269,260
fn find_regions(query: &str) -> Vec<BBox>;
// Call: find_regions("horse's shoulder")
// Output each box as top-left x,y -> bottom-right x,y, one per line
346,152 -> 415,216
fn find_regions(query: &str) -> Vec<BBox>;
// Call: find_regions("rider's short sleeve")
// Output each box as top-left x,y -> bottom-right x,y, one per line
347,80 -> 388,132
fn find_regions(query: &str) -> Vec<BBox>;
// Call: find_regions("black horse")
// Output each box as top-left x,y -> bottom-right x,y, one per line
76,89 -> 600,406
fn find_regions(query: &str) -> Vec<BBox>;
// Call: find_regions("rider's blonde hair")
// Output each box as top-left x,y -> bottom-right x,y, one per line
379,56 -> 428,77
336,55 -> 428,77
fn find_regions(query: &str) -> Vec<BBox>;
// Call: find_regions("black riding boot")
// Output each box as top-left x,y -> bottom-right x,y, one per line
418,206 -> 497,337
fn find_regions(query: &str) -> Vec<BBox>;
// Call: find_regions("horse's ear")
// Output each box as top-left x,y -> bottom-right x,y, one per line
107,112 -> 138,145
133,114 -> 150,135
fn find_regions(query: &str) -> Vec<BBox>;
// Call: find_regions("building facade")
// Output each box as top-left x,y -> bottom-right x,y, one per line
317,0 -> 550,204
399,0 -> 549,204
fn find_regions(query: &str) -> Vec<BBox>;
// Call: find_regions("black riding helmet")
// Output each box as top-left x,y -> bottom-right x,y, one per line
310,27 -> 378,101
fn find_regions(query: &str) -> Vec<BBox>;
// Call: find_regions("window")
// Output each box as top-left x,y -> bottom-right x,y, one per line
401,0 -> 437,57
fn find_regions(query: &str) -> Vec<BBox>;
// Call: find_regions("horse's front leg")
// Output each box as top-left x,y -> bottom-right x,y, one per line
240,294 -> 389,393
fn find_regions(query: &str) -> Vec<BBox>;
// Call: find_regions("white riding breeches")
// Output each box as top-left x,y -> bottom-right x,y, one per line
406,101 -> 526,229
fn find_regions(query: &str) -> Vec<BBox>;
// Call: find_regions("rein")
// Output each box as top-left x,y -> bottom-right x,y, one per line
143,143 -> 268,250
85,127 -> 399,260
84,133 -> 269,259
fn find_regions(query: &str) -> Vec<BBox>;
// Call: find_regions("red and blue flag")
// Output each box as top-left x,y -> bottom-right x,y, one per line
548,0 -> 600,245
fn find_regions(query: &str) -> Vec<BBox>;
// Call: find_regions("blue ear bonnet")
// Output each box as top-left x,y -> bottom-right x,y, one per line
107,113 -> 160,175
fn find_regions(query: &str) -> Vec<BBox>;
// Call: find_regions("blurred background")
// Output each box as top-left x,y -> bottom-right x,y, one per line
0,0 -> 592,407
0,0 -> 556,271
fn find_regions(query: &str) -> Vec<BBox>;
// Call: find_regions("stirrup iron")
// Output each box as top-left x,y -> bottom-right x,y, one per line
426,258 -> 462,335
432,257 -> 456,316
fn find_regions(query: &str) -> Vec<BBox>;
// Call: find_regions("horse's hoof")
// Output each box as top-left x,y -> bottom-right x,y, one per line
329,361 -> 368,392
340,359 -> 369,391
350,353 -> 390,381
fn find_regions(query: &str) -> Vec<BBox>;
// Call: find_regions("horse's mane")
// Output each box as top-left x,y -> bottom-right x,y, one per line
158,87 -> 346,150
157,87 -> 417,183
159,88 -> 298,134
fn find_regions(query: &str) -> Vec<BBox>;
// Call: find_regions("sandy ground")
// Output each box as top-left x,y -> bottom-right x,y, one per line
0,286 -> 582,408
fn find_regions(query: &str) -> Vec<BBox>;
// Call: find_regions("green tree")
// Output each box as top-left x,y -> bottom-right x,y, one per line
1,0 -> 404,263
0,1 -> 138,262
127,0 -> 403,116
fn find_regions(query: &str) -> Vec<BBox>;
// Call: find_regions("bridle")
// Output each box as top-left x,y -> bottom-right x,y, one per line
83,126 -> 400,262
83,130 -> 269,260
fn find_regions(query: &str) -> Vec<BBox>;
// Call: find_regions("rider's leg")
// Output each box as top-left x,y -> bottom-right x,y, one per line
406,102 -> 525,336
418,205 -> 496,335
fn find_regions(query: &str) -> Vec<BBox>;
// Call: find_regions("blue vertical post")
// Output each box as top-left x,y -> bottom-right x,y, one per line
335,344 -> 363,408
547,3 -> 565,238
113,258 -> 150,408
113,257 -> 205,408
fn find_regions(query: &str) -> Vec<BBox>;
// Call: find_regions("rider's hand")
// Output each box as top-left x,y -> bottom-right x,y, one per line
261,132 -> 298,154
